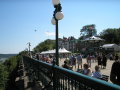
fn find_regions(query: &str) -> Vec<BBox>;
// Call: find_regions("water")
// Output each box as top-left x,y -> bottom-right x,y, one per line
0,58 -> 7,62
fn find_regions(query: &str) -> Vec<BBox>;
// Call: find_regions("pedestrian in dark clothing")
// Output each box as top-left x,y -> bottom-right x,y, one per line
62,61 -> 70,69
97,55 -> 102,68
110,60 -> 120,85
102,55 -> 107,69
115,54 -> 119,61
109,54 -> 113,60
36,54 -> 39,60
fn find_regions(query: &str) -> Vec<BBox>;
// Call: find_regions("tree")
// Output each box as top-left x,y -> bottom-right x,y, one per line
0,63 -> 8,90
80,24 -> 97,39
33,39 -> 55,52
100,28 -> 120,44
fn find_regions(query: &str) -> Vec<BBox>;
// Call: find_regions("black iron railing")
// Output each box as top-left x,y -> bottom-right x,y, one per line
23,56 -> 120,90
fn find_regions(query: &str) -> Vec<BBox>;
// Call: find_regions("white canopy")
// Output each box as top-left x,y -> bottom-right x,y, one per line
101,44 -> 120,51
84,36 -> 104,42
59,48 -> 71,53
40,48 -> 71,54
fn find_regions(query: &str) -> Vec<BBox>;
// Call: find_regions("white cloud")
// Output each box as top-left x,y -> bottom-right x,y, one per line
45,31 -> 61,36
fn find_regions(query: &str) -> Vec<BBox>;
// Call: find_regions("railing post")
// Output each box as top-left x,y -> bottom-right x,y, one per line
52,60 -> 57,90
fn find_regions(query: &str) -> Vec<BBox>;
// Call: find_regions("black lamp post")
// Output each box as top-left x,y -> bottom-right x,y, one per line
51,0 -> 64,66
27,42 -> 31,57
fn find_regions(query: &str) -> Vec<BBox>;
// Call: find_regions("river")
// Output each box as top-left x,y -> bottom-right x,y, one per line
0,58 -> 8,62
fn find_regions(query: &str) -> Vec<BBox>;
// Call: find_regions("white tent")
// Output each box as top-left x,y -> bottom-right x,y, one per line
59,48 -> 71,53
84,36 -> 104,42
40,48 -> 71,54
101,44 -> 120,51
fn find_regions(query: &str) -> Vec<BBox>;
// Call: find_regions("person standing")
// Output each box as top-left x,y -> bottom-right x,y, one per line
115,54 -> 119,61
70,55 -> 76,69
86,54 -> 92,67
109,53 -> 113,60
97,55 -> 102,68
77,54 -> 82,69
110,60 -> 120,85
36,54 -> 39,60
102,54 -> 107,69
72,55 -> 76,69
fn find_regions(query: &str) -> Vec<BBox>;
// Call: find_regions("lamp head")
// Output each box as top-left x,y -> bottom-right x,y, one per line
52,0 -> 60,5
55,12 -> 64,20
51,17 -> 56,25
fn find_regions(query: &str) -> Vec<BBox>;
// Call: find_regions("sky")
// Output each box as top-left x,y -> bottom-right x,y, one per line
0,0 -> 120,54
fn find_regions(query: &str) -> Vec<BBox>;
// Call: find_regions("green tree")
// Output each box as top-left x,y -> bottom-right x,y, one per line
80,24 -> 97,39
0,55 -> 21,90
100,28 -> 120,44
33,39 -> 55,52
4,56 -> 18,73
0,63 -> 8,90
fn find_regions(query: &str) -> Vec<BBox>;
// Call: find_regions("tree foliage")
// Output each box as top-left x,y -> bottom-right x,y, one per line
4,56 -> 19,73
0,63 -> 8,90
80,24 -> 97,39
0,55 -> 21,90
33,39 -> 55,52
100,28 -> 120,44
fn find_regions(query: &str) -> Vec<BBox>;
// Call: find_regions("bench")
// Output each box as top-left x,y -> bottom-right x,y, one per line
100,75 -> 109,82
77,69 -> 83,73
77,69 -> 109,82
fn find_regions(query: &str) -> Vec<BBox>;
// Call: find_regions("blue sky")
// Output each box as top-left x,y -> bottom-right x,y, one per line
0,0 -> 120,54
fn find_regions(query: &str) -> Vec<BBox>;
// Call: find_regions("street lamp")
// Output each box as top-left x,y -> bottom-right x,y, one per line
51,0 -> 64,66
27,42 -> 31,57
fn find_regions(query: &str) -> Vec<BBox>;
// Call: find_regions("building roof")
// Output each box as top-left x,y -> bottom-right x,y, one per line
102,44 -> 118,48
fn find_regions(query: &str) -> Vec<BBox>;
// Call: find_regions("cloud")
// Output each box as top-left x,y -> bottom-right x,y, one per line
45,31 -> 61,36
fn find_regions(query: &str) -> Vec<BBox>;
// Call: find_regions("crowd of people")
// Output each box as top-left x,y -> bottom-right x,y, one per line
32,54 -> 55,64
31,52 -> 120,85
62,53 -> 120,85
63,53 -> 110,70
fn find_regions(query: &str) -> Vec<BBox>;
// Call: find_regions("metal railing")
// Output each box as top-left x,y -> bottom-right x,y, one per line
23,56 -> 120,90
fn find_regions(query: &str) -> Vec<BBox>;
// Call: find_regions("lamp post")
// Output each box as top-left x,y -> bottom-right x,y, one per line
51,0 -> 64,66
27,42 -> 31,57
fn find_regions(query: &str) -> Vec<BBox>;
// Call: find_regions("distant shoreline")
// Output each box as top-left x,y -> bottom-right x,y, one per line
0,54 -> 17,58
0,54 -> 17,62
0,58 -> 7,62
